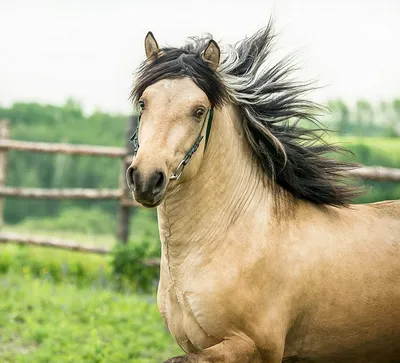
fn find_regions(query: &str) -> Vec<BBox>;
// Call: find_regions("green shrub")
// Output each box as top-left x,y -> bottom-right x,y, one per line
111,237 -> 160,292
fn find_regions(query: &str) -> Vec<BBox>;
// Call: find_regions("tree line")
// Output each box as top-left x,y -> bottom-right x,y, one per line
327,99 -> 400,137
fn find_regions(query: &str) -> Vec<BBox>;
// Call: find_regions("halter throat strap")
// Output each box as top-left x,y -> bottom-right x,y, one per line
130,107 -> 214,181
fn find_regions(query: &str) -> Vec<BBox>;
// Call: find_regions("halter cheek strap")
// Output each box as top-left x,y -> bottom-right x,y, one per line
130,108 -> 214,181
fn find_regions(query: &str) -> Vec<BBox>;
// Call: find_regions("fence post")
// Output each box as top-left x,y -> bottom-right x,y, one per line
0,120 -> 10,228
116,115 -> 138,243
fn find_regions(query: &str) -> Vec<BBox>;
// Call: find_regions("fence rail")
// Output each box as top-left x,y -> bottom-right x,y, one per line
0,139 -> 126,157
0,232 -> 161,266
348,166 -> 400,182
0,231 -> 110,254
0,186 -> 123,200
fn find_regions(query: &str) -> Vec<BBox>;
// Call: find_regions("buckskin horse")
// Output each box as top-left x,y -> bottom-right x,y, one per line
126,20 -> 400,363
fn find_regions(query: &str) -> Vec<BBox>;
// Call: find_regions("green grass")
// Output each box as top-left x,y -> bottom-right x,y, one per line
0,244 -> 112,286
0,239 -> 160,292
0,273 -> 182,363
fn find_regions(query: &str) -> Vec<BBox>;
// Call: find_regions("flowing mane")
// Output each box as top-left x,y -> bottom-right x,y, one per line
131,20 -> 361,206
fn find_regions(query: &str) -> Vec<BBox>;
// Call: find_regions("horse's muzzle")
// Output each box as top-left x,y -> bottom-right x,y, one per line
126,166 -> 166,207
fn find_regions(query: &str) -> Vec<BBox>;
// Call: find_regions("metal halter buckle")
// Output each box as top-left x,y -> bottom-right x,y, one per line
169,159 -> 186,181
130,113 -> 141,156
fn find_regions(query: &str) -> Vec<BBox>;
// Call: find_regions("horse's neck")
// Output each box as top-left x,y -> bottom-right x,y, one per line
157,104 -> 271,261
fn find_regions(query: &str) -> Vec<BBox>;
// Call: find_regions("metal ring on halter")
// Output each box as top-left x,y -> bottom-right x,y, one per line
170,159 -> 186,181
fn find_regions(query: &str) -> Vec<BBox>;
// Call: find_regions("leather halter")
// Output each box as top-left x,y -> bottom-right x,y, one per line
130,108 -> 214,181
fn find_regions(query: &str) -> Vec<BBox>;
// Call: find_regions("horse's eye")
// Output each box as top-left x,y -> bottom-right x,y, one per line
195,108 -> 205,118
138,100 -> 145,110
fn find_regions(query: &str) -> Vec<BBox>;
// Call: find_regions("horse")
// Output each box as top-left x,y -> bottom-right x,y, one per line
126,21 -> 400,363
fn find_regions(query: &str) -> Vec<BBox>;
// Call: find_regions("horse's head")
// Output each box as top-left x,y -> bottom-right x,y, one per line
126,32 -> 223,208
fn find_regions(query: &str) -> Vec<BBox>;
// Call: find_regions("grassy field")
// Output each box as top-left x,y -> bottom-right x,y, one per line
0,273 -> 182,363
2,207 -> 159,249
0,244 -> 113,286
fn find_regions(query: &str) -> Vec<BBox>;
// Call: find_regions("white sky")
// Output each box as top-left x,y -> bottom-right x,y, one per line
1,0 -> 399,114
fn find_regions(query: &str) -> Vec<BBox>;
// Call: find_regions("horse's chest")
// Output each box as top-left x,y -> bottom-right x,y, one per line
157,257 -> 231,353
159,279 -> 221,353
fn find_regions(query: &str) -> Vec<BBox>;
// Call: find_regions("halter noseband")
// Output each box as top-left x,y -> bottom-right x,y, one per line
130,107 -> 214,181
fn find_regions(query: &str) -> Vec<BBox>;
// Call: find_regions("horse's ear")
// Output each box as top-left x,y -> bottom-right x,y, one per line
144,31 -> 159,59
201,40 -> 220,71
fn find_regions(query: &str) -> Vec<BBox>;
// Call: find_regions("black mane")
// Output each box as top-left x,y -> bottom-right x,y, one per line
131,23 -> 361,207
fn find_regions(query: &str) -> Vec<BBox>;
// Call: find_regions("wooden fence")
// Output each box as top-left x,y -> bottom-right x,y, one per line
0,118 -> 399,255
0,118 -> 138,245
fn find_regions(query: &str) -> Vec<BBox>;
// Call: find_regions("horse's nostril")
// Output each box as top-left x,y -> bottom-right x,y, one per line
153,171 -> 166,195
126,166 -> 136,189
